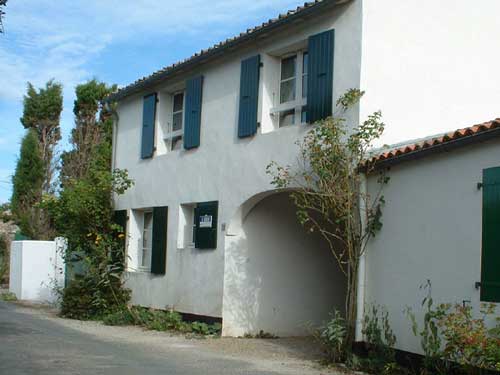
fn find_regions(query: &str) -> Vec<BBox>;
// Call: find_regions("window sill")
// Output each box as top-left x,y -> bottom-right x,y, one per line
177,244 -> 196,250
127,268 -> 150,274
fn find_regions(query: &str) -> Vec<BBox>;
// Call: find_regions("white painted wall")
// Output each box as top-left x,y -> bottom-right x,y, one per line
9,240 -> 65,303
115,1 -> 362,322
365,139 -> 500,354
223,193 -> 346,337
360,0 -> 500,146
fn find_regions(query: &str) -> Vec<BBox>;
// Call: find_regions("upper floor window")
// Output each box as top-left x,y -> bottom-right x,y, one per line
166,92 -> 185,151
274,51 -> 308,128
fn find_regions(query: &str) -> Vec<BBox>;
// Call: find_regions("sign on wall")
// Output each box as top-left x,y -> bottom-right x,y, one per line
199,214 -> 213,228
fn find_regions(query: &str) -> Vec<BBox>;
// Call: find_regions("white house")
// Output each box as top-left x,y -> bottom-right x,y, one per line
108,0 -> 500,345
363,119 -> 500,354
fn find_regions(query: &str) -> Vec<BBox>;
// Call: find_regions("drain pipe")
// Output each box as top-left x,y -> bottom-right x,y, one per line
355,174 -> 368,342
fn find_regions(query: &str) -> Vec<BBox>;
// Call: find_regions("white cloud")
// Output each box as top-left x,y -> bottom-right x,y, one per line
0,0 -> 301,101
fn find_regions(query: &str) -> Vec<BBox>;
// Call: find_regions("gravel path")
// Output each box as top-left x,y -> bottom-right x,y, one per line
1,300 -> 350,375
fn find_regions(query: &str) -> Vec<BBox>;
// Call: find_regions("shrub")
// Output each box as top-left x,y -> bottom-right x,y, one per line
405,282 -> 449,374
190,321 -> 222,336
0,291 -> 17,301
60,276 -> 131,320
438,303 -> 500,373
359,305 -> 400,374
318,310 -> 347,363
102,309 -> 136,326
407,281 -> 500,374
101,306 -> 222,336
0,235 -> 7,283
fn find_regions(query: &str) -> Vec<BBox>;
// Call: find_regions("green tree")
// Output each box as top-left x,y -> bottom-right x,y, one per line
20,80 -> 63,193
11,129 -> 48,239
267,89 -> 387,348
0,0 -> 7,34
43,79 -> 131,319
60,79 -> 116,185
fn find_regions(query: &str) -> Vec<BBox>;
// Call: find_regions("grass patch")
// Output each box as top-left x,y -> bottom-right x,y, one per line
102,306 -> 222,337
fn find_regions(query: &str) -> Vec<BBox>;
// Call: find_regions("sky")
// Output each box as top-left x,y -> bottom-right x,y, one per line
1,1 -> 496,204
0,0 -> 315,203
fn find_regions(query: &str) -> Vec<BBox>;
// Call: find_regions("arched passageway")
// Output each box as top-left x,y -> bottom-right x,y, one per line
222,192 -> 347,337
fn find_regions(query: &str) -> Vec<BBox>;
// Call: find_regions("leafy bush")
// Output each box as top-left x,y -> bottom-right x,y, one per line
101,308 -> 136,326
406,281 -> 449,374
0,291 -> 17,301
44,168 -> 133,320
0,234 -> 7,283
60,276 -> 131,320
407,281 -> 500,374
101,306 -> 222,336
438,303 -> 500,373
362,305 -> 397,368
344,305 -> 405,375
143,309 -> 184,331
317,310 -> 347,363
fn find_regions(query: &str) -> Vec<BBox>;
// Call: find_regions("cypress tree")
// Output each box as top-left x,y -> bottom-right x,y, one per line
20,80 -> 63,193
11,129 -> 45,239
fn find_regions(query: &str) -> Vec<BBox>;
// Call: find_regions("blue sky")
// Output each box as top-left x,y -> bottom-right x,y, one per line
0,0 -> 313,203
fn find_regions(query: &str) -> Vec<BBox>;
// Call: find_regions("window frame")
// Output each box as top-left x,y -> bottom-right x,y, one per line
139,210 -> 153,271
271,50 -> 308,128
178,204 -> 196,249
164,90 -> 185,151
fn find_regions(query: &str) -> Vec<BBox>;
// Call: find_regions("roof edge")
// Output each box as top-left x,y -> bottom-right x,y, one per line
363,119 -> 500,172
106,0 -> 349,103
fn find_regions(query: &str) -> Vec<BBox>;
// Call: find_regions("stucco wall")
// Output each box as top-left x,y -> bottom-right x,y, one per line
359,0 -> 500,145
222,193 -> 346,337
365,139 -> 500,354
9,241 -> 22,298
9,240 -> 65,303
116,1 -> 362,320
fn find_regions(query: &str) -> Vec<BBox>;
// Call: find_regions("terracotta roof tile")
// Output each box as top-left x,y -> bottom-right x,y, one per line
365,118 -> 500,168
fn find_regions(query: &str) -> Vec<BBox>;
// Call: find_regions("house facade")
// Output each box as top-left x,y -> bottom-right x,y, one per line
109,0 -> 500,341
364,120 -> 500,354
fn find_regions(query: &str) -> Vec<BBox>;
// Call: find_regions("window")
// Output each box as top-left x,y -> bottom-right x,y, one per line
280,55 -> 297,104
165,92 -> 184,151
273,51 -> 308,128
178,204 -> 196,249
141,211 -> 153,269
194,201 -> 218,250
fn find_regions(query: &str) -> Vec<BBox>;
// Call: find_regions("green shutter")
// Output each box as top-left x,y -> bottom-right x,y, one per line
306,29 -> 335,124
112,210 -> 128,267
238,55 -> 260,138
194,201 -> 218,249
481,167 -> 500,302
141,93 -> 157,159
151,206 -> 168,275
184,76 -> 203,150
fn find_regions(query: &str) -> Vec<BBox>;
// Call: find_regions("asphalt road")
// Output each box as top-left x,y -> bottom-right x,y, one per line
0,301 -> 304,375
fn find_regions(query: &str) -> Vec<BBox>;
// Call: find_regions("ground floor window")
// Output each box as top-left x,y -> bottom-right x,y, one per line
141,210 -> 153,269
178,202 -> 218,250
178,204 -> 196,249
